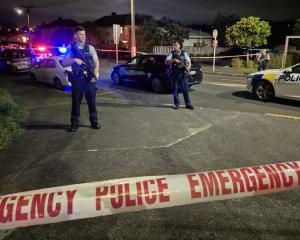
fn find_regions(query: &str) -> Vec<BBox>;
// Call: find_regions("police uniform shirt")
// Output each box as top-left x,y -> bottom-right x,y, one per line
166,50 -> 191,63
64,42 -> 99,66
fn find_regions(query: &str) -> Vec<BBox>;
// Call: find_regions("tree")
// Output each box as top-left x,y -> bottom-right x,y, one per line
136,17 -> 190,53
213,13 -> 239,46
226,17 -> 271,48
294,19 -> 300,35
136,18 -> 163,52
159,17 -> 190,44
293,19 -> 300,49
226,17 -> 271,63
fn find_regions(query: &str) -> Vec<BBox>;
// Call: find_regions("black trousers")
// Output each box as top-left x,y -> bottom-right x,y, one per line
171,72 -> 192,106
71,78 -> 98,127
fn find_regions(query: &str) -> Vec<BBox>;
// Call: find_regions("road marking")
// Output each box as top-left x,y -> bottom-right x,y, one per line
221,78 -> 246,82
265,113 -> 300,121
48,124 -> 212,154
203,82 -> 245,88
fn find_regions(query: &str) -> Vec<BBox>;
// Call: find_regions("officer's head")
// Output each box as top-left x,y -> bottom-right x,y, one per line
173,40 -> 183,51
74,26 -> 86,44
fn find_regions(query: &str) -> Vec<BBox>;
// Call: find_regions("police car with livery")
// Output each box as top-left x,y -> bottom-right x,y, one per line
247,63 -> 300,101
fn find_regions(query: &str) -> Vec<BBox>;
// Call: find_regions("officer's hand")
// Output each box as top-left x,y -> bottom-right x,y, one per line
91,78 -> 97,83
174,59 -> 180,64
73,58 -> 85,65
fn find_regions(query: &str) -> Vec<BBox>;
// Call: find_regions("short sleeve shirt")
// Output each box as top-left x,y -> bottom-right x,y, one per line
166,50 -> 191,62
64,42 -> 98,63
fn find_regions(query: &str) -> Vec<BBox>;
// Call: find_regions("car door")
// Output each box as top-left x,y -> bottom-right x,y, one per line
34,59 -> 48,82
45,58 -> 57,84
137,56 -> 157,83
277,64 -> 300,99
121,56 -> 142,82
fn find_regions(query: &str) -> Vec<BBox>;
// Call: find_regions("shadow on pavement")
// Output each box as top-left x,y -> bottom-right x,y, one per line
232,91 -> 300,108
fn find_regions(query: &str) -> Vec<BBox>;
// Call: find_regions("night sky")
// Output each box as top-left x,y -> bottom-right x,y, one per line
0,0 -> 298,26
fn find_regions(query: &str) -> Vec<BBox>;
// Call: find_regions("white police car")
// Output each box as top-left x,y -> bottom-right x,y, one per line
30,56 -> 72,90
247,63 -> 300,101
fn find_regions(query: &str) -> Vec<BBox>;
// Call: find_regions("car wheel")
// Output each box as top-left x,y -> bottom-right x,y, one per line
54,78 -> 63,90
30,74 -> 37,84
111,72 -> 121,85
151,77 -> 163,93
253,81 -> 274,101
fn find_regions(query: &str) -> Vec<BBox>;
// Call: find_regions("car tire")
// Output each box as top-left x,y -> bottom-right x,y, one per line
30,73 -> 37,85
111,72 -> 121,85
54,78 -> 63,90
151,77 -> 164,93
253,81 -> 274,101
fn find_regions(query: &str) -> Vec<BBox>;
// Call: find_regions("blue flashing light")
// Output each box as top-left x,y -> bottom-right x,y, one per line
58,47 -> 67,54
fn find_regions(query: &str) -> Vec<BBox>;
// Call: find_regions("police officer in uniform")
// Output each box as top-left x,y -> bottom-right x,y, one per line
166,40 -> 194,110
63,26 -> 100,132
257,49 -> 270,71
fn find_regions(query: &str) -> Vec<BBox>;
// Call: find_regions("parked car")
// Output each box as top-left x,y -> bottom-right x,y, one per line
247,63 -> 300,101
29,56 -> 72,90
0,48 -> 33,73
111,54 -> 203,93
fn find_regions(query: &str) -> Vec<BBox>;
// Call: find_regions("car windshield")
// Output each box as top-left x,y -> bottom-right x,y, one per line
4,49 -> 31,59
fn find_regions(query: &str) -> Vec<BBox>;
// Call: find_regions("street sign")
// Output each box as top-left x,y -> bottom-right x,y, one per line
212,29 -> 218,39
212,39 -> 218,48
113,24 -> 122,44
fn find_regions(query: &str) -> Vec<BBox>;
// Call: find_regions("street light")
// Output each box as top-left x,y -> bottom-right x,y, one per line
14,6 -> 34,32
130,0 -> 136,57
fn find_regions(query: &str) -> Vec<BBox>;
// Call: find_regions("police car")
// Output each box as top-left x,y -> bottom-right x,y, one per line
29,56 -> 72,90
247,63 -> 300,101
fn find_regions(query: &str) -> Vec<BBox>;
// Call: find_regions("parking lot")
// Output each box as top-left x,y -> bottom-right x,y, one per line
0,62 -> 300,239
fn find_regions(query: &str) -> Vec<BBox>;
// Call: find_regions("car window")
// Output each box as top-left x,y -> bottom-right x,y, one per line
292,65 -> 300,74
3,49 -> 31,59
128,57 -> 141,65
47,59 -> 56,68
141,56 -> 155,66
38,59 -> 48,68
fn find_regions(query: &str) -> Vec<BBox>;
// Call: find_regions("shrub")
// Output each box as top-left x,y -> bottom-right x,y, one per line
231,58 -> 245,68
0,89 -> 25,148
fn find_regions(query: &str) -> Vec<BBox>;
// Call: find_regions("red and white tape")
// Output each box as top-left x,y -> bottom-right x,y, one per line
1,161 -> 299,229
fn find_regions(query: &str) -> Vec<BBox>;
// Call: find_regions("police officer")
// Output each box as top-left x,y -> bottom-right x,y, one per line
63,26 -> 100,132
257,49 -> 270,71
166,40 -> 194,110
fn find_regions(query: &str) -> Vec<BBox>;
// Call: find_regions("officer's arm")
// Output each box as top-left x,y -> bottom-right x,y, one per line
90,46 -> 100,79
185,53 -> 192,70
62,47 -> 74,67
165,53 -> 174,65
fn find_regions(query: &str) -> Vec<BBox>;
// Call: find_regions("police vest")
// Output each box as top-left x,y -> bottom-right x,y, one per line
171,50 -> 186,73
71,43 -> 94,75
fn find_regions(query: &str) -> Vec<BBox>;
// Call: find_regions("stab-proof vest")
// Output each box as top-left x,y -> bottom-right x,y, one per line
71,43 -> 94,75
171,50 -> 186,74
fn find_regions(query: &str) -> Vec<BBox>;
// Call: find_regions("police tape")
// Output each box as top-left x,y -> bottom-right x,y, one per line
1,161 -> 299,230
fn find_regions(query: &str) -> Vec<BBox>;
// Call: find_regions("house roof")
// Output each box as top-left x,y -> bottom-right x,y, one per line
42,18 -> 80,29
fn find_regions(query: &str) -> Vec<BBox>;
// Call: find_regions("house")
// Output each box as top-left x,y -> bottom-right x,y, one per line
183,30 -> 212,47
95,12 -> 151,46
40,17 -> 80,46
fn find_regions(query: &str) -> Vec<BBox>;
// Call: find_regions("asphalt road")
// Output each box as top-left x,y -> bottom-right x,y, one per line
0,65 -> 299,240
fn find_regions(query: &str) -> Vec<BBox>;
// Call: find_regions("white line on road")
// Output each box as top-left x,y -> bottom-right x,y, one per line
203,82 -> 245,88
56,124 -> 212,154
265,113 -> 300,121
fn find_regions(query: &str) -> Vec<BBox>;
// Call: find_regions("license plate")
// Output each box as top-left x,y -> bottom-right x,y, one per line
190,70 -> 196,75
